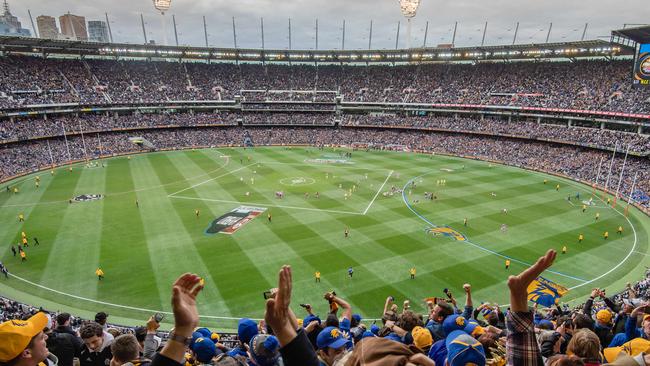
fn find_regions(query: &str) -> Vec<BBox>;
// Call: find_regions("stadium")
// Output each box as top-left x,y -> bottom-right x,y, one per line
0,0 -> 650,365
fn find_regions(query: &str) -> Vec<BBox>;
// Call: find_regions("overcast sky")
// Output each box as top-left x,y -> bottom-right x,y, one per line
7,0 -> 649,49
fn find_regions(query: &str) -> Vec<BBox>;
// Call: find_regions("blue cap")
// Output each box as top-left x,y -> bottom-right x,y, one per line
370,324 -> 380,335
303,314 -> 321,327
464,320 -> 484,337
352,314 -> 362,323
249,334 -> 280,366
360,331 -> 375,340
445,330 -> 486,366
317,326 -> 348,350
537,319 -> 554,330
196,327 -> 212,338
192,337 -> 217,363
443,314 -> 467,336
238,318 -> 259,344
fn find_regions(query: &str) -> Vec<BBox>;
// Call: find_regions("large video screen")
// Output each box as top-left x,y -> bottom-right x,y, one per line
634,44 -> 650,86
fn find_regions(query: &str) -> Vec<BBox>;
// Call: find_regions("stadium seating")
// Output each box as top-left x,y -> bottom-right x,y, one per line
1,56 -> 649,114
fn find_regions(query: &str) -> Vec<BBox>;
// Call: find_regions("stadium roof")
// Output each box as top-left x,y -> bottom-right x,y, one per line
612,25 -> 650,44
0,35 -> 633,63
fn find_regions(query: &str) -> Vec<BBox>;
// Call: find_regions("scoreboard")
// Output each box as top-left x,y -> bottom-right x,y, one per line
634,44 -> 650,86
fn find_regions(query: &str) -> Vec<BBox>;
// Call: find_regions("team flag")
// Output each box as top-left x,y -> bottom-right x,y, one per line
527,277 -> 568,307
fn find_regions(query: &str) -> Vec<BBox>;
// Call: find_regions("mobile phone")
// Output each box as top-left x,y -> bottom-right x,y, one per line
154,313 -> 164,323
263,291 -> 273,300
443,288 -> 449,294
299,304 -> 309,308
389,296 -> 394,301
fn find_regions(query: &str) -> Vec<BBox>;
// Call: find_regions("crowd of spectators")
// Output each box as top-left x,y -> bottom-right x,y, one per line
1,55 -> 649,115
1,125 -> 648,207
345,115 -> 650,154
3,256 -> 650,365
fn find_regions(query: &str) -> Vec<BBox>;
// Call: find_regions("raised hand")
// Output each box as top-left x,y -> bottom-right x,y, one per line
508,250 -> 556,312
265,265 -> 297,347
171,273 -> 203,334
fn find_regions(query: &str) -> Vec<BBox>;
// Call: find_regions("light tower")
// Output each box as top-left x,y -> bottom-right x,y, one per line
152,0 -> 171,45
398,0 -> 421,49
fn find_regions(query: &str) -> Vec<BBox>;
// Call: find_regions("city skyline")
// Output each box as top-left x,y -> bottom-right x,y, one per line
4,0 -> 650,49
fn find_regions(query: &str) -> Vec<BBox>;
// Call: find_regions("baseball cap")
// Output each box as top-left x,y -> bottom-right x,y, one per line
464,320 -> 485,337
603,337 -> 650,363
411,326 -> 433,350
316,326 -> 348,350
370,324 -> 380,335
445,330 -> 486,366
0,312 -> 49,362
94,312 -> 108,323
249,334 -> 280,366
443,314 -> 467,336
597,310 -> 613,324
351,314 -> 362,324
303,314 -> 321,327
237,318 -> 258,344
192,337 -> 217,363
196,327 -> 212,338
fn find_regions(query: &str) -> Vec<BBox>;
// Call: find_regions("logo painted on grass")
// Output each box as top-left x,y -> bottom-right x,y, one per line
279,177 -> 315,186
426,226 -> 467,241
206,206 -> 267,235
73,194 -> 103,202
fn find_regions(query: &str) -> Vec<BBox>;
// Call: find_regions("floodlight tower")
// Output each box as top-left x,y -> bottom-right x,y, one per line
398,0 -> 421,49
152,0 -> 171,45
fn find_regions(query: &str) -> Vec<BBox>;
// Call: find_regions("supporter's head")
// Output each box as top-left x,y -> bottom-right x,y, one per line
191,337 -> 217,364
107,329 -> 121,339
445,330 -> 486,366
546,354 -> 585,366
410,326 -> 433,352
237,318 -> 258,345
566,329 -> 601,363
350,314 -> 362,328
397,310 -> 423,332
596,310 -> 612,326
324,314 -> 339,329
572,313 -> 594,331
443,315 -> 467,336
539,331 -> 563,359
642,314 -> 650,338
381,310 -> 398,324
248,334 -> 280,366
79,322 -> 105,352
0,312 -> 49,366
55,313 -> 71,327
430,301 -> 454,324
110,334 -> 139,366
316,327 -> 348,366
94,312 -> 108,326
133,326 -> 146,346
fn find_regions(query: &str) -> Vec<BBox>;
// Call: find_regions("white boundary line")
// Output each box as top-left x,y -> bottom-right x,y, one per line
518,169 -> 639,291
363,170 -> 393,215
4,273 -> 250,320
167,163 -> 256,197
169,195 -> 363,215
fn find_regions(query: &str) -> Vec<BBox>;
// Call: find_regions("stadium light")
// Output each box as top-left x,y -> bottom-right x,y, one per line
153,0 -> 171,13
398,0 -> 421,18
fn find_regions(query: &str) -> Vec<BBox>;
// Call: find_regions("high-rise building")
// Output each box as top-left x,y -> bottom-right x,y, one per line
0,0 -> 31,36
88,20 -> 109,42
36,15 -> 59,39
59,13 -> 87,41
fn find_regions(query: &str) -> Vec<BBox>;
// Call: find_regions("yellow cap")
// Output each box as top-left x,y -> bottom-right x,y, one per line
0,312 -> 48,362
596,310 -> 612,324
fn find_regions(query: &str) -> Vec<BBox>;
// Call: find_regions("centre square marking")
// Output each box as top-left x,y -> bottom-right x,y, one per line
168,161 -> 393,216
279,176 -> 316,186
